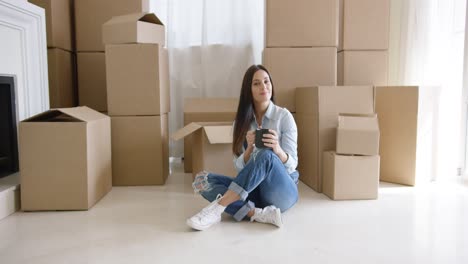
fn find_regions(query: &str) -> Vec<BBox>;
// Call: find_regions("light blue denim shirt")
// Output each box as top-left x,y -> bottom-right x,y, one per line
233,101 -> 298,175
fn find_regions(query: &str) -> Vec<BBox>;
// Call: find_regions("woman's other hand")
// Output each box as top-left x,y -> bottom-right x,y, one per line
246,130 -> 256,150
263,129 -> 288,163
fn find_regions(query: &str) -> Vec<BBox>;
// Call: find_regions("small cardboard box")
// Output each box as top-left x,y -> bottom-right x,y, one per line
338,50 -> 389,86
266,0 -> 339,47
183,98 -> 238,173
47,48 -> 77,108
75,0 -> 150,52
339,0 -> 390,50
263,47 -> 337,112
103,12 -> 165,45
111,115 -> 169,186
77,52 -> 107,112
172,122 -> 237,178
19,106 -> 112,211
375,86 -> 440,186
106,44 -> 169,116
295,86 -> 375,192
336,113 -> 379,156
323,151 -> 379,200
29,0 -> 74,51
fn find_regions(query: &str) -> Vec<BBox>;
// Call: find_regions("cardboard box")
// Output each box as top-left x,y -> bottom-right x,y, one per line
172,122 -> 237,178
103,12 -> 165,45
323,151 -> 379,200
375,86 -> 440,186
336,113 -> 379,155
105,44 -> 169,116
75,0 -> 150,52
183,98 -> 238,173
111,115 -> 169,186
47,48 -> 77,108
338,50 -> 389,86
29,0 -> 74,51
339,0 -> 390,50
266,0 -> 339,47
19,106 -> 112,211
263,47 -> 337,112
77,52 -> 107,112
295,86 -> 374,192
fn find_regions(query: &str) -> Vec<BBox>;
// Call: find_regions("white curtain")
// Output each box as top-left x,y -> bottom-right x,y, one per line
150,0 -> 265,157
390,0 -> 466,181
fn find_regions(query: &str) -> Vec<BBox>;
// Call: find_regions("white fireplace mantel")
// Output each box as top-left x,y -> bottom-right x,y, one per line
0,0 -> 49,121
0,0 -> 48,220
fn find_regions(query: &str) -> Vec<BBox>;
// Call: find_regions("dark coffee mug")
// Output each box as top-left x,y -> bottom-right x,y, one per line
255,128 -> 272,149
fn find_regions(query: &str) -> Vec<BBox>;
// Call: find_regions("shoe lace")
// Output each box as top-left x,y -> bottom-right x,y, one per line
197,194 -> 223,219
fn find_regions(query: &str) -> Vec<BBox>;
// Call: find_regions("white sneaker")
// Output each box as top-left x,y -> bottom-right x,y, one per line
187,194 -> 225,231
250,205 -> 283,228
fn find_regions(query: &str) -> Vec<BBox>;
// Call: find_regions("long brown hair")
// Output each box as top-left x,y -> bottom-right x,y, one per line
232,65 -> 275,156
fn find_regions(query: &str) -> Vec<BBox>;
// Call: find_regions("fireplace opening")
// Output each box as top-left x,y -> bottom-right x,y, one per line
0,76 -> 19,178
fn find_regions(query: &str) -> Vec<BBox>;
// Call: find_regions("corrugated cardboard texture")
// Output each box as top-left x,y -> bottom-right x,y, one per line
102,12 -> 165,45
193,126 -> 236,178
266,0 -> 339,47
183,98 -> 238,173
339,0 -> 390,50
106,44 -> 170,116
323,151 -> 379,200
263,47 -> 337,112
295,86 -> 374,192
336,114 -> 380,155
75,0 -> 150,52
172,122 -> 236,178
375,86 -> 418,186
77,52 -> 107,112
111,115 -> 169,186
29,0 -> 74,51
338,50 -> 389,86
47,48 -> 77,108
19,107 -> 111,211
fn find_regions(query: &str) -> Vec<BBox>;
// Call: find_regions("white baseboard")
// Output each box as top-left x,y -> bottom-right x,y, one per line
0,174 -> 20,221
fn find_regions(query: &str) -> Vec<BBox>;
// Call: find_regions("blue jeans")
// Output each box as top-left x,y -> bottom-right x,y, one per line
194,149 -> 299,221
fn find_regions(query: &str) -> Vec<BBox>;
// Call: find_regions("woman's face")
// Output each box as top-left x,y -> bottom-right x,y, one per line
251,70 -> 272,104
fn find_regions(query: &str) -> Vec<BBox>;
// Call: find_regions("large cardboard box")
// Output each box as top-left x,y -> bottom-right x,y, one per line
29,0 -> 74,51
106,44 -> 169,116
102,12 -> 165,45
336,113 -> 379,156
75,0 -> 150,52
375,86 -> 440,186
19,107 -> 112,211
338,50 -> 389,86
47,48 -> 77,108
172,122 -> 237,178
295,86 -> 374,192
77,52 -> 107,112
323,151 -> 379,200
263,47 -> 337,112
111,115 -> 169,186
183,98 -> 238,173
266,0 -> 339,47
339,0 -> 390,50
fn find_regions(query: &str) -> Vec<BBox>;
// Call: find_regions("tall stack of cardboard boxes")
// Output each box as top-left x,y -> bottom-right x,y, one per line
75,0 -> 150,112
295,86 -> 375,192
323,114 -> 380,200
263,0 -> 339,112
29,0 -> 77,108
338,0 -> 390,86
104,13 -> 170,186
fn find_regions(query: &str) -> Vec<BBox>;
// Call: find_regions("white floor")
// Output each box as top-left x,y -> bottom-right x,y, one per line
0,160 -> 467,264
